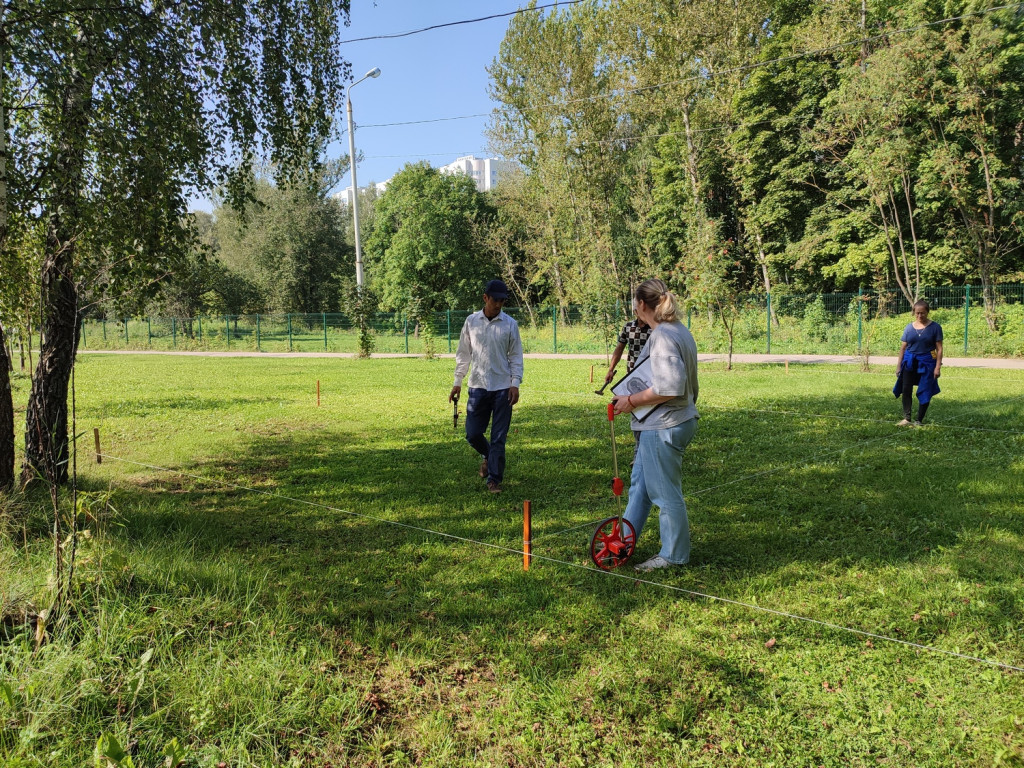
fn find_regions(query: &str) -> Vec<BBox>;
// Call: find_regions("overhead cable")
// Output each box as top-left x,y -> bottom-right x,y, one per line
346,3 -> 1022,137
340,0 -> 586,44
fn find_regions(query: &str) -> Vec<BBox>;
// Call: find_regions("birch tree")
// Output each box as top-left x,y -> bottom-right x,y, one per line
3,0 -> 352,483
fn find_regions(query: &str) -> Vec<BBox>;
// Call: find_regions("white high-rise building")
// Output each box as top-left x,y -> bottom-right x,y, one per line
332,180 -> 389,206
438,155 -> 514,193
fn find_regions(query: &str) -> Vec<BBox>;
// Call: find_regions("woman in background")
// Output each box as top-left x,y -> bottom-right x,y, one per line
893,299 -> 943,426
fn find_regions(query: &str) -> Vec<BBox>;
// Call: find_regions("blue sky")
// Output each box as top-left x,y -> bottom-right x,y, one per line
191,1 -> 517,211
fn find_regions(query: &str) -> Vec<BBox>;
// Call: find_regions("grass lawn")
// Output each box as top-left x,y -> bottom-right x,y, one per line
2,354 -> 1023,767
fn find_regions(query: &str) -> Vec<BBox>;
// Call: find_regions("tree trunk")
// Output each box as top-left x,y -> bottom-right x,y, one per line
681,101 -> 701,202
979,261 -> 998,332
0,16 -> 13,490
718,302 -> 735,371
25,316 -> 33,377
0,321 -> 14,491
23,54 -> 95,485
23,233 -> 81,485
753,232 -> 779,326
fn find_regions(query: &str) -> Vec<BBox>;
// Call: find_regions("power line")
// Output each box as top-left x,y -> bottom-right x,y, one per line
364,150 -> 487,159
339,0 -> 586,44
360,112 -> 491,129
344,3 -> 1022,145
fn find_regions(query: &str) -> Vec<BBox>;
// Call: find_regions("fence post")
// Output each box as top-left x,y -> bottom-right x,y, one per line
687,307 -> 691,328
147,317 -> 152,346
125,318 -> 130,345
198,316 -> 203,342
102,319 -> 107,341
404,313 -> 409,354
765,293 -> 771,354
552,306 -> 558,354
964,285 -> 970,356
81,322 -> 87,348
323,312 -> 327,351
447,309 -> 452,353
171,318 -> 176,347
857,287 -> 863,354
256,314 -> 261,351
226,316 -> 230,348
287,314 -> 293,351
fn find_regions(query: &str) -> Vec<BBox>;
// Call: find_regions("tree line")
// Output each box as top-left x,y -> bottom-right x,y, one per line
485,0 -> 1024,326
143,0 -> 1024,338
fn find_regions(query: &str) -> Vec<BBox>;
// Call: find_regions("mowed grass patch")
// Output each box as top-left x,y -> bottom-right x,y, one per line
1,354 -> 1023,767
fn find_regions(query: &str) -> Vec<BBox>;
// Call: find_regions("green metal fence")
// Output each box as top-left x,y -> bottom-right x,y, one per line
76,285 -> 1024,358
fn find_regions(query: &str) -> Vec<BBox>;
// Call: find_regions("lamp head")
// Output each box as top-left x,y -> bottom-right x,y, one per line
366,67 -> 381,78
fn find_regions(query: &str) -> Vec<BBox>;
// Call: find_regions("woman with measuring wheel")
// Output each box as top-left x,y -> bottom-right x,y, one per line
611,279 -> 699,573
893,299 -> 943,427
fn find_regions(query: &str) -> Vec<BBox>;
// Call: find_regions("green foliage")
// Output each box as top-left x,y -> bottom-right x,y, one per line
366,162 -> 496,316
339,281 -> 379,358
213,162 -> 353,314
483,0 -> 1024,315
801,295 -> 830,341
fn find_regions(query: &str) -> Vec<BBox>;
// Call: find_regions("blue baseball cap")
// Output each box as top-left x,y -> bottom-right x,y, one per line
484,279 -> 509,300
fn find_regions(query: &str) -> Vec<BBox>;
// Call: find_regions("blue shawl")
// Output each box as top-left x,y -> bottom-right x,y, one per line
892,351 -> 940,404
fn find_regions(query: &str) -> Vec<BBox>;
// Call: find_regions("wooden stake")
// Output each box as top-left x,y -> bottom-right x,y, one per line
523,500 -> 532,571
785,359 -> 789,372
317,380 -> 321,407
590,365 -> 594,383
93,428 -> 101,464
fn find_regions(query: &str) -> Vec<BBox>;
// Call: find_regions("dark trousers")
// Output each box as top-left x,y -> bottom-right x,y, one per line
465,388 -> 513,483
901,372 -> 930,422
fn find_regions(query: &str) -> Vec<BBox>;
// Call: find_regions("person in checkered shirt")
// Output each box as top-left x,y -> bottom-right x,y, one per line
604,311 -> 651,460
604,316 -> 652,383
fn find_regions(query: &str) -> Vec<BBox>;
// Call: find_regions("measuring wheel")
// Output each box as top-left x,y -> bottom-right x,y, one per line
589,515 -> 636,570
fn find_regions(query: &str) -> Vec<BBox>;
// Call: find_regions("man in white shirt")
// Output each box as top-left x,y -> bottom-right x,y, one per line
449,280 -> 524,494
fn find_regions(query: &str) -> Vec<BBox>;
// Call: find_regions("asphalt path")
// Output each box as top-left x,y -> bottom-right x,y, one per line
79,349 -> 1024,370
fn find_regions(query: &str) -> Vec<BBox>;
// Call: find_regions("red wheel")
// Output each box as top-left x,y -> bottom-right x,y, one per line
589,516 -> 637,570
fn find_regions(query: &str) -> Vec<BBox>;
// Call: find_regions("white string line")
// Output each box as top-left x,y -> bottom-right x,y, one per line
663,389 -> 1023,501
532,390 -> 1024,540
527,390 -> 1024,435
531,516 -> 608,542
722,366 -> 1024,383
94,451 -> 1024,674
697,405 -> 1024,436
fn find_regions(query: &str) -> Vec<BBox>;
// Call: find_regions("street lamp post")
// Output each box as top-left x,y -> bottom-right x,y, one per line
346,66 -> 380,290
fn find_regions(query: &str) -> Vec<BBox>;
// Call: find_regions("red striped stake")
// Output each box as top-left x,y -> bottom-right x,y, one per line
94,428 -> 101,464
317,380 -> 320,407
523,500 -> 532,571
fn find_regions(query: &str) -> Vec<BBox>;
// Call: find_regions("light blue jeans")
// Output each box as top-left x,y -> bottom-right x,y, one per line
623,418 -> 698,565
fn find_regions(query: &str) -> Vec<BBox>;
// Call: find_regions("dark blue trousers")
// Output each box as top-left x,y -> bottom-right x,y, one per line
465,388 -> 513,483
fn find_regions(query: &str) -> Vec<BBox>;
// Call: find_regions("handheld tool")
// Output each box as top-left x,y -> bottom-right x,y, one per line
594,369 -> 616,395
589,401 -> 636,569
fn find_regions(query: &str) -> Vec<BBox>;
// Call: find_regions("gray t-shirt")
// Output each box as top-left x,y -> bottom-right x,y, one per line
631,320 -> 699,431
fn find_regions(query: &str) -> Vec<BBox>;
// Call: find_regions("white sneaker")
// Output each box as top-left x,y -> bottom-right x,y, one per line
897,418 -> 913,427
634,555 -> 675,572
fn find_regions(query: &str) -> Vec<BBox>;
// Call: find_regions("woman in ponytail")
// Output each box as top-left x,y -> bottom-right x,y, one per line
611,279 -> 700,572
